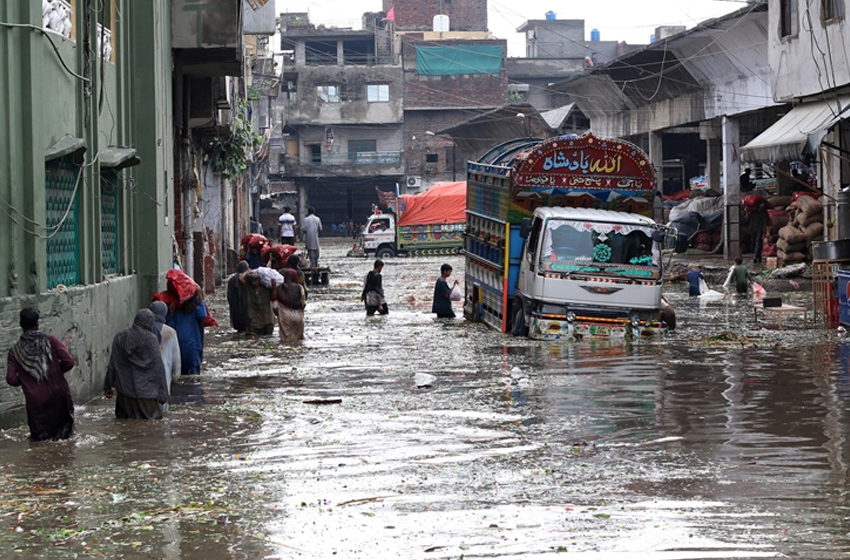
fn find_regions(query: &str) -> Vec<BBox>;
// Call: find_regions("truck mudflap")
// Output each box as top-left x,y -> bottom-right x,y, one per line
528,314 -> 667,341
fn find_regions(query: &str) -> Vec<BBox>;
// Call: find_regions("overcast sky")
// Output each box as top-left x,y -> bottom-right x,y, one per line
274,0 -> 750,57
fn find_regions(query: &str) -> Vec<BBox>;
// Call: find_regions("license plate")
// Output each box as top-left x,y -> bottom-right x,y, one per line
574,324 -> 627,337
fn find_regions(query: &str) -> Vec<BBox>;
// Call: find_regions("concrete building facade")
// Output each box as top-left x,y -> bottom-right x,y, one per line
274,13 -> 404,231
0,0 -> 175,425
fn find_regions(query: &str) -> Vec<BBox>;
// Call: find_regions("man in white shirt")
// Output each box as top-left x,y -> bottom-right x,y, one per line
278,206 -> 297,245
302,206 -> 323,268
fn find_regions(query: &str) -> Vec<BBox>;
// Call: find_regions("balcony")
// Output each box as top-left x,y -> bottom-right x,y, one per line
305,53 -> 400,67
280,152 -> 403,177
173,0 -> 243,77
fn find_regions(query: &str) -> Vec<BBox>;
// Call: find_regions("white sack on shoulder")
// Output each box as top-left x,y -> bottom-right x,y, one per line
255,266 -> 284,288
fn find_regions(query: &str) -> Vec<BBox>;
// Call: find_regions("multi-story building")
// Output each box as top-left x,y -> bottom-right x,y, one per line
272,0 -> 511,224
272,12 -> 404,233
394,0 -> 508,188
507,16 -> 649,113
0,0 -> 248,425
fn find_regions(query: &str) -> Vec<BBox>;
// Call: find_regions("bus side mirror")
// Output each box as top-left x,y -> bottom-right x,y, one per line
651,230 -> 665,243
519,217 -> 532,239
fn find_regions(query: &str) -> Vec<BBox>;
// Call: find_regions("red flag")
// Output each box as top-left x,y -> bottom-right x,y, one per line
382,6 -> 395,21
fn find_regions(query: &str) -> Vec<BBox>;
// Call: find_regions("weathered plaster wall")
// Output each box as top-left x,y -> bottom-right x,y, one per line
0,276 -> 139,429
769,0 -> 850,101
288,66 -> 404,126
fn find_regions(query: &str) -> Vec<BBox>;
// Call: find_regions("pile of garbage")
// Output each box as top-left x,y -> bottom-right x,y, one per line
667,196 -> 724,253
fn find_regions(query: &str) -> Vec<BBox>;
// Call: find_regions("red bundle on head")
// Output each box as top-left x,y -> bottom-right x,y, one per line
166,269 -> 201,305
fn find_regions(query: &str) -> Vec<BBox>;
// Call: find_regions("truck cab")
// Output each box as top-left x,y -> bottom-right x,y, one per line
360,213 -> 398,258
515,207 -> 667,340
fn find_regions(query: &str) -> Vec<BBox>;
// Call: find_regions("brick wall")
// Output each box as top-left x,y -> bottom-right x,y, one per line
386,0 -> 488,32
401,37 -> 507,109
404,110 -> 472,180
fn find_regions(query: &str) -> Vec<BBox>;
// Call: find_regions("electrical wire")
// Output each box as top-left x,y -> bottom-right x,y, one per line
0,21 -> 90,82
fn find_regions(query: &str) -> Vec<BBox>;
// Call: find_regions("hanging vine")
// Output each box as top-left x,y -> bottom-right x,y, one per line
211,101 -> 263,180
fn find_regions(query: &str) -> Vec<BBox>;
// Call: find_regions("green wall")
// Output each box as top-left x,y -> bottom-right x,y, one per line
0,0 -> 175,427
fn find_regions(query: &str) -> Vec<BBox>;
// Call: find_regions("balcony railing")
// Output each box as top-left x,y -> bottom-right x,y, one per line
305,53 -> 400,66
284,152 -> 401,167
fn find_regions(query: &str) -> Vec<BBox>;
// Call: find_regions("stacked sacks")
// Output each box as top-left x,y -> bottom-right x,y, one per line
775,193 -> 824,264
764,205 -> 791,259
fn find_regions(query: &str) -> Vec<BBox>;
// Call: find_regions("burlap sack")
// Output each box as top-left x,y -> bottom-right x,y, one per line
778,224 -> 807,245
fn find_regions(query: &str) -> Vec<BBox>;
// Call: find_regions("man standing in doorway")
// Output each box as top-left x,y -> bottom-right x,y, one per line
278,206 -> 297,245
302,206 -> 323,268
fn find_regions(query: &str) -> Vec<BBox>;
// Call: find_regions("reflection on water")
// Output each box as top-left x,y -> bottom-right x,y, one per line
2,240 -> 850,558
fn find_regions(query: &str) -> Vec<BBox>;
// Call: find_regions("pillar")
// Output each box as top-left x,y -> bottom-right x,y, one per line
722,116 -> 741,259
822,130 -> 842,241
648,131 -> 663,224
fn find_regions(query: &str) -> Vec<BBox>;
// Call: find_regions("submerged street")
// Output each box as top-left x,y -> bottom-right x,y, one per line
3,239 -> 850,559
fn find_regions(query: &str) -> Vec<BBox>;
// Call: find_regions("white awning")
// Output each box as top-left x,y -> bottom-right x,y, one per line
740,96 -> 850,164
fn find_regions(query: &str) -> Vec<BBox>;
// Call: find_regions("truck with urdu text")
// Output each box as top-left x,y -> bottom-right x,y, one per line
361,181 -> 466,258
464,133 -> 672,340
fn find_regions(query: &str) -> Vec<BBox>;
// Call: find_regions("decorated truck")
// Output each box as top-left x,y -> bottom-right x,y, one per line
361,181 -> 466,258
464,133 -> 673,340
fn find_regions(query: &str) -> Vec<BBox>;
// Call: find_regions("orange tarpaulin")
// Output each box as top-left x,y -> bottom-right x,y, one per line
397,181 -> 466,226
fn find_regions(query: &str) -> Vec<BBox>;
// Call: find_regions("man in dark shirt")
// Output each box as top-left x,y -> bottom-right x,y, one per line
740,168 -> 754,193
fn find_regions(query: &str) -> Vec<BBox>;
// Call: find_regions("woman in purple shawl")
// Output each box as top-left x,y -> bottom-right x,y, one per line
6,307 -> 76,441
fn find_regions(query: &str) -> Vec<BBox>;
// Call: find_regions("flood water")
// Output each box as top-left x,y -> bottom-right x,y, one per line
3,239 -> 850,559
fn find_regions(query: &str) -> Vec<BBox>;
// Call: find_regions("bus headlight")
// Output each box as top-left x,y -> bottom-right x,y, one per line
629,314 -> 642,327
566,311 -> 576,323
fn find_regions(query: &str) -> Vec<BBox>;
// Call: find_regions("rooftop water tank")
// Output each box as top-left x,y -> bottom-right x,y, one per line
590,28 -> 600,42
650,34 -> 656,43
545,11 -> 556,20
433,14 -> 449,32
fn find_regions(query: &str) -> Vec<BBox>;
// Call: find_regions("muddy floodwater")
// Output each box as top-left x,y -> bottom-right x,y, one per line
4,239 -> 850,559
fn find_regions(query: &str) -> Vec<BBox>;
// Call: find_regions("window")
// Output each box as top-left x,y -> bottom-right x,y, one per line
100,171 -> 120,276
45,155 -> 80,288
823,0 -> 844,21
369,217 -> 391,232
781,0 -> 798,37
349,140 -> 377,162
425,153 -> 439,163
317,85 -> 340,103
308,145 -> 322,164
538,219 -> 660,279
367,84 -> 389,102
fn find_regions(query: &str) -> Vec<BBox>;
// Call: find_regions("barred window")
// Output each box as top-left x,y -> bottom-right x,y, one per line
100,170 -> 120,275
45,156 -> 80,288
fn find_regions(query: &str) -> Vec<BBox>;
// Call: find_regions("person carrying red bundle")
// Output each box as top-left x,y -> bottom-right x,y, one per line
151,269 -> 217,375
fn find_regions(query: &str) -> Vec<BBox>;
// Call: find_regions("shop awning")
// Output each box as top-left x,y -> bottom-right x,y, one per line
741,96 -> 850,163
100,147 -> 141,170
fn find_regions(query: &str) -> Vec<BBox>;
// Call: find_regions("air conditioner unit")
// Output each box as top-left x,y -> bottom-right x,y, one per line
406,176 -> 422,188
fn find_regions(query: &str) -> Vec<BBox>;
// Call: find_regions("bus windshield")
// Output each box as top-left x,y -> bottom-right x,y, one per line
539,219 -> 660,278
